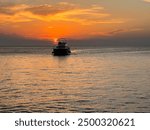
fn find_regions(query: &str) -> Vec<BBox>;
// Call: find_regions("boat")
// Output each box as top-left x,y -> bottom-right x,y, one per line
52,38 -> 71,56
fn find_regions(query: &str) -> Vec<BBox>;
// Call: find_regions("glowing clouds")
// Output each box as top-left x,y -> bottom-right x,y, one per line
143,0 -> 150,3
0,2 -> 133,40
24,2 -> 76,16
0,4 -> 28,15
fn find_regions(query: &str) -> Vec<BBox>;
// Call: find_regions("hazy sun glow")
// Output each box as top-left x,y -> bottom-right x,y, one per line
53,38 -> 58,44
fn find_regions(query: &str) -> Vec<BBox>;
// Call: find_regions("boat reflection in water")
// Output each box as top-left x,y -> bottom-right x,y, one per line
52,38 -> 71,56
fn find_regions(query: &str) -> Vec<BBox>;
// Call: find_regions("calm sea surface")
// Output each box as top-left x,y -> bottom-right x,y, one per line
0,47 -> 150,112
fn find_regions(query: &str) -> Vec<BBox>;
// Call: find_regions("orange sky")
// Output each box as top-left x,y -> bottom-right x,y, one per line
0,0 -> 150,42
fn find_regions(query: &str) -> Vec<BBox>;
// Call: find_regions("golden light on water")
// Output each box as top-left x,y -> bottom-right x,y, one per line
1,47 -> 150,112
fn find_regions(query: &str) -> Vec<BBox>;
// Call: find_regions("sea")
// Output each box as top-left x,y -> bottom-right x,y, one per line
0,47 -> 150,113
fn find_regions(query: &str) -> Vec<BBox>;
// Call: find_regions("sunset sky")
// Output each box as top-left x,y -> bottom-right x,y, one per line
0,0 -> 150,46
